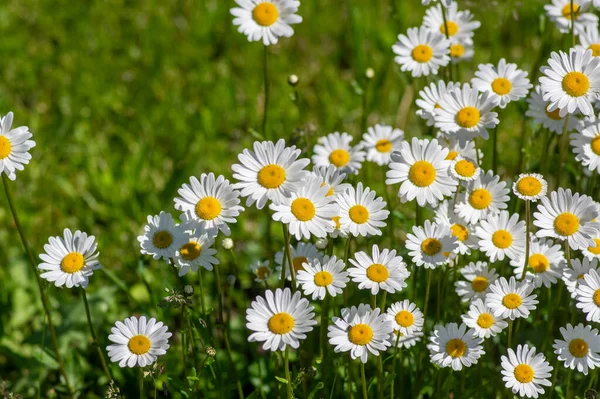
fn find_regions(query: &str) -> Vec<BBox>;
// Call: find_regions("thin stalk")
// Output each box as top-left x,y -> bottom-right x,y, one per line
440,5 -> 453,81
390,332 -> 401,398
556,115 -> 571,189
508,320 -> 514,349
284,347 -> 293,399
422,269 -> 433,327
520,200 -> 531,280
360,362 -> 368,399
181,306 -> 187,371
474,138 -> 481,165
223,332 -> 244,399
214,262 -> 225,325
198,270 -> 207,316
82,288 -> 112,380
262,45 -> 270,138
492,125 -> 499,172
139,367 -> 144,399
283,225 -> 297,289
380,292 -> 387,312
570,0 -> 575,47
377,355 -> 383,399
415,202 -> 422,226
343,236 -> 352,306
320,295 -> 330,360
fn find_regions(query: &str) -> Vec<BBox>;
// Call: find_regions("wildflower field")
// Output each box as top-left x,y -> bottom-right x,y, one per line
3,0 -> 600,397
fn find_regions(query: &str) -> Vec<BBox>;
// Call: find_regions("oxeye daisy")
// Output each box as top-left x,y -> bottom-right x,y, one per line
449,39 -> 475,64
553,323 -> 600,374
570,118 -> 600,172
348,245 -> 410,295
336,183 -> 389,237
501,344 -> 553,398
230,0 -> 302,46
449,156 -> 480,182
174,231 -> 218,276
525,85 -> 583,134
386,300 -> 424,336
434,200 -> 478,255
475,211 -> 526,262
512,173 -> 548,202
0,111 -> 36,181
471,59 -> 532,108
462,299 -> 508,339
422,3 -> 480,44
251,260 -> 272,283
416,80 -> 460,126
388,330 -> 424,349
328,304 -> 393,363
533,188 -> 600,250
38,228 -> 101,289
438,133 -> 480,161
246,288 -> 317,351
564,257 -> 599,298
545,0 -> 598,35
296,255 -> 349,300
106,316 -> 172,368
360,124 -> 404,166
576,268 -> 600,322
311,165 -> 351,199
422,0 -> 453,6
455,170 -> 510,224
138,211 -> 187,261
312,132 -> 366,175
392,26 -> 450,78
232,139 -> 309,209
454,261 -> 499,303
578,26 -> 600,56
385,137 -> 457,207
275,242 -> 323,280
406,220 -> 458,269
539,47 -> 600,118
510,239 -> 566,288
583,233 -> 600,260
427,322 -> 484,371
486,277 -> 538,320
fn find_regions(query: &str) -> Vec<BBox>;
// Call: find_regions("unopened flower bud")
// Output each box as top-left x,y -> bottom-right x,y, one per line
184,285 -> 194,295
365,67 -> 375,79
315,238 -> 328,250
288,74 -> 299,86
222,238 -> 234,250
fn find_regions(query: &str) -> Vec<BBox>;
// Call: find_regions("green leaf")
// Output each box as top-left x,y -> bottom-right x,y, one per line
275,376 -> 289,384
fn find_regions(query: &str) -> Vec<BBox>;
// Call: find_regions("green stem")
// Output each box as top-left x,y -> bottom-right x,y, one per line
214,262 -> 225,326
198,269 -> 207,316
343,236 -> 352,306
415,203 -> 422,226
440,5 -> 453,81
224,332 -> 244,399
82,288 -> 112,380
139,367 -> 144,399
284,347 -> 293,399
380,292 -> 387,312
360,362 -> 368,399
377,355 -> 383,399
422,269 -> 433,327
320,294 -> 330,362
492,125 -> 498,172
474,138 -> 481,165
390,332 -> 401,399
508,319 -> 514,349
556,115 -> 571,189
570,0 -> 575,47
283,225 -> 297,289
262,45 -> 270,139
520,200 -> 531,281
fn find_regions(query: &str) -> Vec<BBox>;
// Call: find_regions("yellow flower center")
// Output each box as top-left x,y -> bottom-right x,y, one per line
332,216 -> 341,229
446,151 -> 459,160
562,71 -> 589,97
594,289 -> 600,306
591,136 -> 600,155
268,312 -> 295,334
454,159 -> 477,178
128,335 -> 151,355
180,241 -> 201,261
421,238 -> 442,256
320,182 -> 335,197
395,310 -> 415,328
61,252 -> 85,273
491,77 -> 512,95
554,212 -> 580,236
587,238 -> 600,255
545,104 -> 562,121
569,338 -> 589,357
348,323 -> 374,345
314,271 -> 333,287
349,205 -> 369,224
445,339 -> 467,358
375,139 -> 393,153
434,103 -> 443,109
468,189 -> 492,210
456,107 -> 481,129
292,256 -> 308,272
476,313 -> 494,329
450,44 -> 465,58
291,198 -> 316,221
502,293 -> 522,309
492,230 -> 513,249
516,177 -> 543,197
408,160 -> 437,187
256,266 -> 270,280
258,164 -> 286,189
195,197 -> 222,220
589,44 -> 600,57
440,21 -> 459,36
471,276 -> 489,292
252,2 -> 279,26
450,224 -> 468,242
562,3 -> 581,20
529,254 -> 549,273
578,273 -> 585,280
514,364 -> 534,383
329,149 -> 350,167
366,263 -> 389,283
0,136 -> 11,159
411,44 -> 433,63
152,230 -> 173,249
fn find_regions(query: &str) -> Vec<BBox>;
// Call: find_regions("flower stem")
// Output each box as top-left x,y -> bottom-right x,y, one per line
492,125 -> 498,172
570,0 -> 575,47
508,319 -> 514,349
139,367 -> 144,399
214,262 -> 225,326
283,225 -> 297,289
343,236 -> 353,306
360,362 -> 368,399
198,269 -> 207,316
81,288 -> 112,380
284,347 -> 293,399
556,114 -> 571,189
262,45 -> 270,139
390,332 -> 401,398
320,294 -> 330,362
422,269 -> 433,328
520,200 -> 531,280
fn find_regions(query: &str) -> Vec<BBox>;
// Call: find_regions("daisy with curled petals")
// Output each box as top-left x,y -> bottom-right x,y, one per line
533,188 -> 600,250
0,112 -> 36,180
449,156 -> 480,182
336,183 -> 389,237
232,139 -> 309,209
328,304 -> 393,363
406,220 -> 458,269
427,322 -> 484,371
525,85 -> 583,134
38,228 -> 101,289
246,288 -> 316,351
106,316 -> 172,368
545,0 -> 598,35
437,133 -> 480,161
563,257 -> 599,298
578,26 -> 600,56
311,165 -> 351,199
312,132 -> 365,175
486,277 -> 538,320
348,245 -> 410,295
510,239 -> 566,288
385,137 -> 457,207
501,344 -> 553,399
416,80 -> 460,126
471,59 -> 532,108
250,260 -> 272,283
296,255 -> 349,300
174,232 -> 218,276
553,323 -> 600,374
462,299 -> 508,339
583,233 -> 600,260
138,211 -> 187,261
275,242 -> 323,281
422,3 -> 480,44
454,261 -> 499,303
512,173 -> 547,202
230,0 -> 302,46
576,268 -> 600,322
570,118 -> 600,172
455,170 -> 510,224
388,330 -> 424,349
434,200 -> 478,255
392,26 -> 450,78
360,124 -> 404,166
539,48 -> 600,118
386,300 -> 424,336
475,211 -> 526,262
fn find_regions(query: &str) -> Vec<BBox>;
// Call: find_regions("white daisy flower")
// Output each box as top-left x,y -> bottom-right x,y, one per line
311,165 -> 351,199
360,124 -> 404,166
106,316 -> 172,368
512,173 -> 548,202
328,304 -> 393,363
174,231 -> 218,276
312,132 -> 365,175
275,242 -> 323,281
422,3 -> 480,44
336,183 -> 389,237
475,210 -> 526,262
348,245 -> 410,295
296,255 -> 349,300
501,344 -> 553,398
392,26 -> 450,78
0,112 -> 36,181
406,220 -> 458,269
553,323 -> 600,375
250,260 -> 272,282
576,268 -> 600,322
525,85 -> 583,135
545,0 -> 598,35
178,212 -> 219,237
416,80 -> 460,126
230,0 -> 302,46
471,59 -> 533,108
449,156 -> 480,182
454,261 -> 499,303
510,239 -> 566,288
427,322 -> 484,371
137,211 -> 187,261
38,228 -> 101,289
462,299 -> 508,339
578,26 -> 600,56
451,39 -> 475,62
422,0 -> 453,6
570,118 -> 600,173
583,233 -> 600,260
434,200 -> 478,255
437,133 -> 480,161
564,257 -> 599,298
386,300 -> 424,336
486,277 -> 538,320
455,170 -> 510,224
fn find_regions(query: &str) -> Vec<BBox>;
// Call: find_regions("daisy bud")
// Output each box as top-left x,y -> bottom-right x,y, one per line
206,346 -> 216,357
315,238 -> 328,249
222,238 -> 234,250
288,74 -> 299,86
365,67 -> 375,79
184,285 -> 194,295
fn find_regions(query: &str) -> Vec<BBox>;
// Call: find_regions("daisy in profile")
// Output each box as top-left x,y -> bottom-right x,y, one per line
449,157 -> 480,182
475,211 -> 526,262
570,118 -> 600,173
311,165 -> 351,199
462,299 -> 508,339
138,212 -> 187,261
471,59 -> 532,108
501,344 -> 553,398
545,0 -> 598,35
539,48 -> 600,118
578,26 -> 600,56
312,132 -> 365,175
38,228 -> 101,289
336,183 -> 389,237
174,232 -> 218,276
328,304 -> 393,363
392,26 -> 450,77
388,330 -> 424,349
386,300 -> 424,336
275,242 -> 323,280
406,220 -> 458,269
230,0 -> 302,46
553,323 -> 600,374
348,245 -> 410,295
564,257 -> 599,298
250,260 -> 272,283
486,277 -> 538,320
449,39 -> 474,64
434,200 -> 478,255
511,239 -> 566,288
576,268 -> 600,322
360,124 -> 404,166
512,173 -> 548,202
296,255 -> 349,300
455,261 -> 499,303
422,3 -> 480,43
246,288 -> 316,351
416,80 -> 460,126
525,85 -> 583,134
0,111 -> 36,180
533,188 -> 600,250
385,137 -> 457,207
438,133 -> 480,161
106,316 -> 172,368
583,233 -> 600,260
428,322 -> 484,371
455,170 -> 510,224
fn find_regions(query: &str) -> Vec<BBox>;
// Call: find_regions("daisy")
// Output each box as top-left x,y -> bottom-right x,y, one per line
385,137 -> 457,207
553,323 -> 600,374
475,211 -> 526,262
232,139 -> 309,209
360,124 -> 404,166
539,47 -> 600,118
174,232 -> 218,276
422,0 -> 453,6
137,211 -> 187,261
576,268 -> 600,322
578,26 -> 600,56
570,118 -> 600,172
250,260 -> 272,283
106,316 -> 172,368
173,173 -> 244,236
392,26 -> 450,78
434,200 -> 478,255
328,304 -> 393,363
230,0 -> 302,46
311,164 -> 351,199
533,188 -> 600,250
512,173 -> 548,202
422,3 -> 480,44
449,156 -> 480,182
406,220 -> 458,269
275,242 -> 323,281
246,288 -> 317,351
462,299 -> 508,339
486,277 -> 538,320
449,39 -> 475,64
386,300 -> 424,336
388,330 -> 424,349
455,261 -> 499,303
510,239 -> 566,288
525,85 -> 583,135
455,170 -> 510,224
501,344 -> 553,398
545,0 -> 598,35
312,132 -> 365,175
471,59 -> 532,108
0,111 -> 36,180
348,245 -> 410,295
428,322 -> 484,371
564,257 -> 599,298
38,228 -> 101,289
336,183 -> 389,237
415,80 -> 460,126
437,133 -> 480,161
583,233 -> 600,259
296,255 -> 349,300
